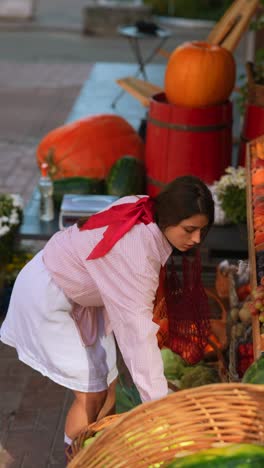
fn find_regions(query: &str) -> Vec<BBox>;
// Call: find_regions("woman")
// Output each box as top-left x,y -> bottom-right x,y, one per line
0,175 -> 214,449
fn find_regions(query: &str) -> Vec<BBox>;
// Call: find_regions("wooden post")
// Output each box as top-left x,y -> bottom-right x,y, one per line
246,137 -> 264,359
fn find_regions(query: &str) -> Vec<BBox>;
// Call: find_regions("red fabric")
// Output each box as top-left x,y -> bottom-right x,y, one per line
164,251 -> 212,364
152,253 -> 212,364
152,266 -> 169,348
80,196 -> 154,259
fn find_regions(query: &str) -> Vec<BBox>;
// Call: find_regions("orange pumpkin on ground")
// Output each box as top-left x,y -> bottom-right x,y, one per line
164,41 -> 236,108
36,114 -> 144,179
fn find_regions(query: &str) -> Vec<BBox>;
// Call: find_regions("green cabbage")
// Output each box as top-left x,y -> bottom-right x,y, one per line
180,364 -> 220,389
161,348 -> 187,380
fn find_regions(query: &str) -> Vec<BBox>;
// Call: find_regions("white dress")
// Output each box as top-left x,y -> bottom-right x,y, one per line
0,250 -> 118,392
0,196 -> 172,400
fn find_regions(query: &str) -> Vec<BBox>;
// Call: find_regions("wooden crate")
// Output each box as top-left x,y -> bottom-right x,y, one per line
246,134 -> 264,358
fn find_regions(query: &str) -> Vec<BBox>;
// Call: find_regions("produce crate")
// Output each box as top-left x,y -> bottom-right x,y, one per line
67,383 -> 264,467
246,135 -> 264,358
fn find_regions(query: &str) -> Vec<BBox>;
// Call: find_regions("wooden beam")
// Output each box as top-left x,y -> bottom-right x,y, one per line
207,0 -> 259,51
116,77 -> 163,107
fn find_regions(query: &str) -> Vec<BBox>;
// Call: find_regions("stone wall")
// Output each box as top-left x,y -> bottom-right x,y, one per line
82,1 -> 152,35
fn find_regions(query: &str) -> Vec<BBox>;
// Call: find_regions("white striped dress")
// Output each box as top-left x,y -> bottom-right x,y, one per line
0,196 -> 172,401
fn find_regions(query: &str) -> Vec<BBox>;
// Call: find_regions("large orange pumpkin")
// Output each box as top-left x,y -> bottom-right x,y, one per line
164,41 -> 236,108
36,114 -> 144,179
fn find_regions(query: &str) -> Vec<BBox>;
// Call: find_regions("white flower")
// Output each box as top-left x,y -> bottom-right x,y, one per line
0,225 -> 10,237
10,193 -> 23,209
0,193 -> 23,238
214,166 -> 246,198
9,209 -> 19,225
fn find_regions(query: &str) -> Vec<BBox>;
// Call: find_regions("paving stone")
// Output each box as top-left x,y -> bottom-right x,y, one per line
0,141 -> 40,202
6,409 -> 38,432
0,59 -> 87,467
0,342 -> 17,357
0,62 -> 92,88
4,430 -> 54,462
0,412 -> 13,439
0,359 -> 34,379
47,450 -> 65,467
0,377 -> 28,393
0,391 -> 24,414
0,86 -> 82,141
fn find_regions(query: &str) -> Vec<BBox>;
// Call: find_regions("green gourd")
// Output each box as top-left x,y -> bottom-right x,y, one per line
242,353 -> 264,384
106,155 -> 146,197
166,443 -> 264,467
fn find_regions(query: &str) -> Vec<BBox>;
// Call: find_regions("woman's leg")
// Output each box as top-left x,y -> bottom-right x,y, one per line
65,389 -> 107,440
96,377 -> 117,421
65,376 -> 118,440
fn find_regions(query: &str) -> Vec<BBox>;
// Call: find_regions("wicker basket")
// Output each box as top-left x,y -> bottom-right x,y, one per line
67,414 -> 125,462
68,383 -> 264,467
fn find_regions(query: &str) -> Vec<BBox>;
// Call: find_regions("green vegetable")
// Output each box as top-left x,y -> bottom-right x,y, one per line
116,373 -> 141,414
106,155 -> 146,197
242,354 -> 264,384
83,437 -> 94,448
180,363 -> 220,389
53,176 -> 105,208
161,349 -> 186,380
166,443 -> 264,467
83,430 -> 103,448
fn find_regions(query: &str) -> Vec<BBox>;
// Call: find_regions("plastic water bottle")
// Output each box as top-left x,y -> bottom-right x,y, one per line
38,162 -> 54,222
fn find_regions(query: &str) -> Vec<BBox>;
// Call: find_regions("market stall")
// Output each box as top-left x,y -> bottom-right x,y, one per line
245,134 -> 264,358
1,2 -> 263,466
62,1 -> 264,466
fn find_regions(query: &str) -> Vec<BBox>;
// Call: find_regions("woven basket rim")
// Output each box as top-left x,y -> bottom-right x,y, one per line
68,383 -> 264,468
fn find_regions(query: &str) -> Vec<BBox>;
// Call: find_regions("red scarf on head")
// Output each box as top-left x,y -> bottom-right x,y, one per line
80,196 -> 211,365
80,196 -> 154,259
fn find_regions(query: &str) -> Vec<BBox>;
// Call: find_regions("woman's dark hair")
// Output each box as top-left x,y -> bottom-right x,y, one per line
154,175 -> 214,240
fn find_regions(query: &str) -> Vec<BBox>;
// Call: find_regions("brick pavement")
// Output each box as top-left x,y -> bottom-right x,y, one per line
0,62 -> 93,203
0,343 -> 73,467
0,62 -> 92,468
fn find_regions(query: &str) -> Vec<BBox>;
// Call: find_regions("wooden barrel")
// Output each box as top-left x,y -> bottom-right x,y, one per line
238,104 -> 264,166
145,93 -> 233,196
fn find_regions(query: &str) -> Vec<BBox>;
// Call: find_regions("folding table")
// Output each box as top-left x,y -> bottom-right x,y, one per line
111,24 -> 172,108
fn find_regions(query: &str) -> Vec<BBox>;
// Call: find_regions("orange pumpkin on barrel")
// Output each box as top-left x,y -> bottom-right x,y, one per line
164,41 -> 236,108
36,114 -> 144,180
